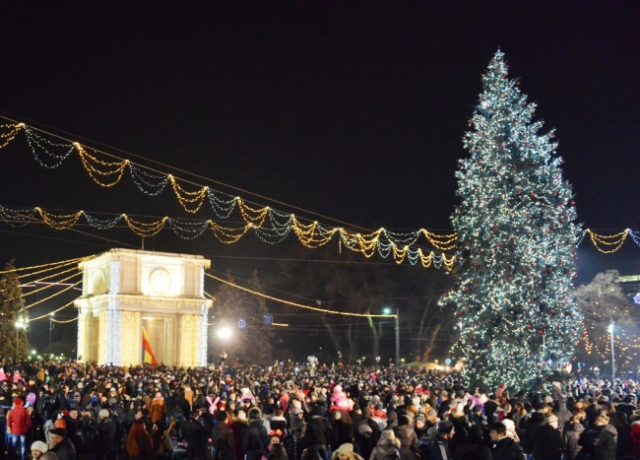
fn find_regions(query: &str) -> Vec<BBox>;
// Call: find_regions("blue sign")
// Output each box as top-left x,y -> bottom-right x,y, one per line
238,319 -> 246,329
264,314 -> 273,324
634,293 -> 640,305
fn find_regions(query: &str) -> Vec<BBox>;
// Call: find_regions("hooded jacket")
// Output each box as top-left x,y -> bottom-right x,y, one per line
579,424 -> 617,460
7,399 -> 31,435
243,409 -> 268,455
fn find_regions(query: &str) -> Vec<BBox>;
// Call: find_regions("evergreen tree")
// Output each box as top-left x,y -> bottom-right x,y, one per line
575,270 -> 637,365
0,261 -> 29,361
439,50 -> 582,388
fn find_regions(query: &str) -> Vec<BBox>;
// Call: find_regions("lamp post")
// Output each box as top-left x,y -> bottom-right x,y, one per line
15,314 -> 28,360
609,322 -> 615,382
375,356 -> 380,368
594,366 -> 600,380
383,307 -> 400,367
49,313 -> 55,352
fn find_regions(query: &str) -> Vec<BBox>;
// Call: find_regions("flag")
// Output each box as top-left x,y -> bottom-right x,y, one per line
142,326 -> 158,365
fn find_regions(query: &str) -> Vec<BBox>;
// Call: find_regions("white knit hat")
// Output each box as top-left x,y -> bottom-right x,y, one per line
31,441 -> 48,453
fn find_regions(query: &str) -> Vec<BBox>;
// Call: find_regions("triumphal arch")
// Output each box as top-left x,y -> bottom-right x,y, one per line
74,249 -> 213,366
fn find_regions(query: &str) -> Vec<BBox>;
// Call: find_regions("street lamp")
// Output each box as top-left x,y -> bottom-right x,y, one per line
376,356 -> 381,366
49,313 -> 55,352
383,307 -> 400,367
217,328 -> 232,339
220,351 -> 228,370
594,366 -> 600,380
15,314 -> 28,359
609,322 -> 615,382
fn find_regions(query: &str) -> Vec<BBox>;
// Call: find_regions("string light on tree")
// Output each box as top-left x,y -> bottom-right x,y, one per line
439,50 -> 582,388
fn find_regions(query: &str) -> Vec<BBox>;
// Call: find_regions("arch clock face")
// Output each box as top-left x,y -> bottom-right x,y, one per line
149,268 -> 171,294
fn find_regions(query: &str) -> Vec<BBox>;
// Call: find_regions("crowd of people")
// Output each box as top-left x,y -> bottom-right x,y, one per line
0,359 -> 639,460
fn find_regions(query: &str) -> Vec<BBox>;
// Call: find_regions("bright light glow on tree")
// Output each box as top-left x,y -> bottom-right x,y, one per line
439,50 -> 582,389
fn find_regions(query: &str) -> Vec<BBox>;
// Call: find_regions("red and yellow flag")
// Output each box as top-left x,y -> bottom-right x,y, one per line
142,326 -> 158,365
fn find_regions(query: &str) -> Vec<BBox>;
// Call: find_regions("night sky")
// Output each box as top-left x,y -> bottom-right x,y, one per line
0,2 -> 639,344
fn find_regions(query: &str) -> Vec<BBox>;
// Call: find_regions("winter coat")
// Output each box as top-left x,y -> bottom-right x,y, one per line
519,416 -> 543,454
578,424 -> 617,460
243,419 -> 269,455
182,419 -> 207,445
452,442 -> 491,460
7,404 -> 31,435
490,437 -> 525,460
429,437 -> 451,460
532,424 -> 564,460
353,433 -> 375,460
212,420 -> 236,460
73,424 -> 100,455
394,425 -> 419,460
332,419 -> 354,450
51,437 -> 78,460
303,415 -> 332,447
369,438 -> 400,460
150,398 -> 167,423
98,417 -> 117,452
563,423 -> 584,460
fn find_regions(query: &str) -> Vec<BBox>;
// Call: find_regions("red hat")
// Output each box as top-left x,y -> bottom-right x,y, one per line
14,398 -> 23,406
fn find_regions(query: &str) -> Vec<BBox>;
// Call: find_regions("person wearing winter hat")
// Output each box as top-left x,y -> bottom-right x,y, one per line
500,419 -> 520,442
431,420 -> 455,460
8,397 -> 32,460
331,443 -> 365,460
30,440 -> 48,459
243,407 -> 269,460
49,428 -> 76,460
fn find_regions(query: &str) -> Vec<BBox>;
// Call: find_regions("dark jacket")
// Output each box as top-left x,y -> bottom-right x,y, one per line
74,423 -> 100,455
353,432 -> 375,460
430,437 -> 451,460
303,415 -> 332,447
579,424 -> 617,460
519,414 -> 544,454
491,437 -> 525,460
212,420 -> 236,460
242,419 -> 269,455
452,443 -> 491,460
182,419 -> 208,445
563,423 -> 584,460
52,437 -> 78,460
98,417 -> 117,452
394,425 -> 419,460
532,424 -> 565,460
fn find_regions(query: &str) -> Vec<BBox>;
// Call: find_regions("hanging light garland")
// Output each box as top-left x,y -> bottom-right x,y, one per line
0,204 -> 455,269
1,204 -> 635,263
0,123 -> 635,257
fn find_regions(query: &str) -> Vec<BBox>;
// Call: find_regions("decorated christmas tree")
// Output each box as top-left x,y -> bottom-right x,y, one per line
0,261 -> 28,360
439,50 -> 582,389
